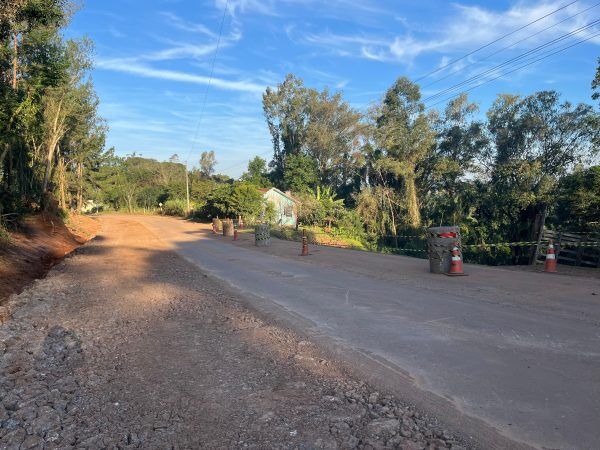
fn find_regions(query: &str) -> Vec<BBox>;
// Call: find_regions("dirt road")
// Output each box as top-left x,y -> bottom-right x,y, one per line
0,216 -> 463,449
133,215 -> 600,450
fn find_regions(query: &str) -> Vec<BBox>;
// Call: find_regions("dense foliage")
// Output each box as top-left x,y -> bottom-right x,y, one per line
0,0 -> 106,214
260,72 -> 599,263
1,1 -> 598,266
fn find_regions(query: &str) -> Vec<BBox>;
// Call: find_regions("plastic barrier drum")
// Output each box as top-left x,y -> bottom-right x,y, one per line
255,224 -> 271,247
212,217 -> 222,232
222,219 -> 234,237
427,226 -> 461,274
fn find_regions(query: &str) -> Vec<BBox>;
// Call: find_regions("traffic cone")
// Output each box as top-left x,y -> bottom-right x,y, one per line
544,240 -> 557,273
233,229 -> 238,241
301,236 -> 309,256
446,243 -> 467,276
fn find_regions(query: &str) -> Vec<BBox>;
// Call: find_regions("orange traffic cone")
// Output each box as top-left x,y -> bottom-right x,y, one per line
544,240 -> 557,273
446,243 -> 467,276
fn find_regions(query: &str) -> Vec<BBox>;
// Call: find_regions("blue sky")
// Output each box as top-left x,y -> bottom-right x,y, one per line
66,0 -> 599,177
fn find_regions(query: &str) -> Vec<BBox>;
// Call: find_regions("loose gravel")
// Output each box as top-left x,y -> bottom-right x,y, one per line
0,217 -> 465,449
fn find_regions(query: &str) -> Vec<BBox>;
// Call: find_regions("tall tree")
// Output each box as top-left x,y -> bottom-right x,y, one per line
241,156 -> 269,187
372,77 -> 435,228
199,150 -> 216,177
263,74 -> 364,194
592,57 -> 600,107
263,74 -> 308,180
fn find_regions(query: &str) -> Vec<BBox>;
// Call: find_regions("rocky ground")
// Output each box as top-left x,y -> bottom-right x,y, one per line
0,216 -> 464,449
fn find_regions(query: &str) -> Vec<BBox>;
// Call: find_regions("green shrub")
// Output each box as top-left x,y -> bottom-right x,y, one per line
0,223 -> 11,243
163,199 -> 190,217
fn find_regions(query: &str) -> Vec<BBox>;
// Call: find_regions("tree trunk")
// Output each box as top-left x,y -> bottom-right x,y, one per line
12,32 -> 18,89
77,161 -> 83,212
384,189 -> 398,248
405,172 -> 421,228
42,138 -> 58,193
57,154 -> 66,210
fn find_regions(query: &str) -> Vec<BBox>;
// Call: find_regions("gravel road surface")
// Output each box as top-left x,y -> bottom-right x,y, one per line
134,215 -> 600,450
0,216 -> 464,449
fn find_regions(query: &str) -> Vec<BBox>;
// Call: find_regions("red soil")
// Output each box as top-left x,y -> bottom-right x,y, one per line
0,213 -> 99,305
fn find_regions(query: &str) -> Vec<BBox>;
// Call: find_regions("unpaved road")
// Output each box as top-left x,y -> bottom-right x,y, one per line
132,215 -> 600,450
0,216 -> 464,449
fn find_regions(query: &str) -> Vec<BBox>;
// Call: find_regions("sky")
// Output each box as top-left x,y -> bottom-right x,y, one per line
65,0 -> 600,177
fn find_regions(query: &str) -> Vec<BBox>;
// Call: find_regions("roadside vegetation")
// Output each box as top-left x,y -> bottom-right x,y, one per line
1,1 -> 599,266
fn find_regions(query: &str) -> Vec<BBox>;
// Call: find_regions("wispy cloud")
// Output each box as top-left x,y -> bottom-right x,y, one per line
97,59 -> 265,93
295,1 -> 600,64
159,12 -> 220,38
214,0 -> 383,19
140,41 -> 220,61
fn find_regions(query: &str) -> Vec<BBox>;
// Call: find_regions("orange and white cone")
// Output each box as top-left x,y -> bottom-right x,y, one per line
446,243 -> 467,276
544,240 -> 557,273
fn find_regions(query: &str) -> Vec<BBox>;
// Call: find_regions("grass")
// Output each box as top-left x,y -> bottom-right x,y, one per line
270,225 -> 368,250
0,224 -> 11,243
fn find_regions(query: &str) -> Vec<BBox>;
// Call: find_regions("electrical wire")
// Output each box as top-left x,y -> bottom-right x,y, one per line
184,0 -> 230,168
414,0 -> 580,83
217,149 -> 273,175
421,1 -> 600,90
425,29 -> 600,110
423,18 -> 600,103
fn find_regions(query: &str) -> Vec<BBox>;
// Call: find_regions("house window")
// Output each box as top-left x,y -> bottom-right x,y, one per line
284,204 -> 293,217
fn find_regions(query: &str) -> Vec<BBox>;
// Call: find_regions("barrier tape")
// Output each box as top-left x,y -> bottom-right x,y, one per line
289,228 -> 599,251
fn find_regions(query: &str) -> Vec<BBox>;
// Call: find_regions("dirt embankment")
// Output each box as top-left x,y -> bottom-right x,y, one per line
0,214 -> 98,307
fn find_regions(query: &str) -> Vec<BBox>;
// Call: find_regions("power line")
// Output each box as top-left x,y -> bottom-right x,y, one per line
217,149 -> 273,175
414,0 -> 580,83
185,0 -> 230,167
183,0 -> 229,210
422,18 -> 600,103
421,1 -> 600,90
425,29 -> 600,110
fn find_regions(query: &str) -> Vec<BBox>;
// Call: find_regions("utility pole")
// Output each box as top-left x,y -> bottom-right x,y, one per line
185,164 -> 190,214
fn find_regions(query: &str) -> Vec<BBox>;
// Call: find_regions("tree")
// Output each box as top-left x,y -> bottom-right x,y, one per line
481,90 -> 598,251
41,38 -> 93,194
554,166 -> 600,232
372,76 -> 435,228
421,93 -> 488,225
199,150 -> 216,177
230,182 -> 264,219
592,58 -> 600,106
262,74 -> 364,194
263,74 -> 308,180
303,88 -> 363,190
282,153 -> 318,193
241,156 -> 269,187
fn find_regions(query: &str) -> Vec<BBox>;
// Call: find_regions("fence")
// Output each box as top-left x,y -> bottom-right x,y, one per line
534,230 -> 600,268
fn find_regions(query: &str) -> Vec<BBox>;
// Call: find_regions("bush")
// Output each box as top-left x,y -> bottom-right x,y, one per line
163,199 -> 190,217
0,223 -> 11,243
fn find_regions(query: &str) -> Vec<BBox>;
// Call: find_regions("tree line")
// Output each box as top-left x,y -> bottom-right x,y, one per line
1,0 -> 598,265
258,72 -> 599,262
1,0 -> 106,216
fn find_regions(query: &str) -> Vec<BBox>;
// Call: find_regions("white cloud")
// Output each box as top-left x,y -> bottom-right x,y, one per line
296,1 -> 600,64
96,59 -> 266,93
159,12 -> 219,38
140,42 -> 220,61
